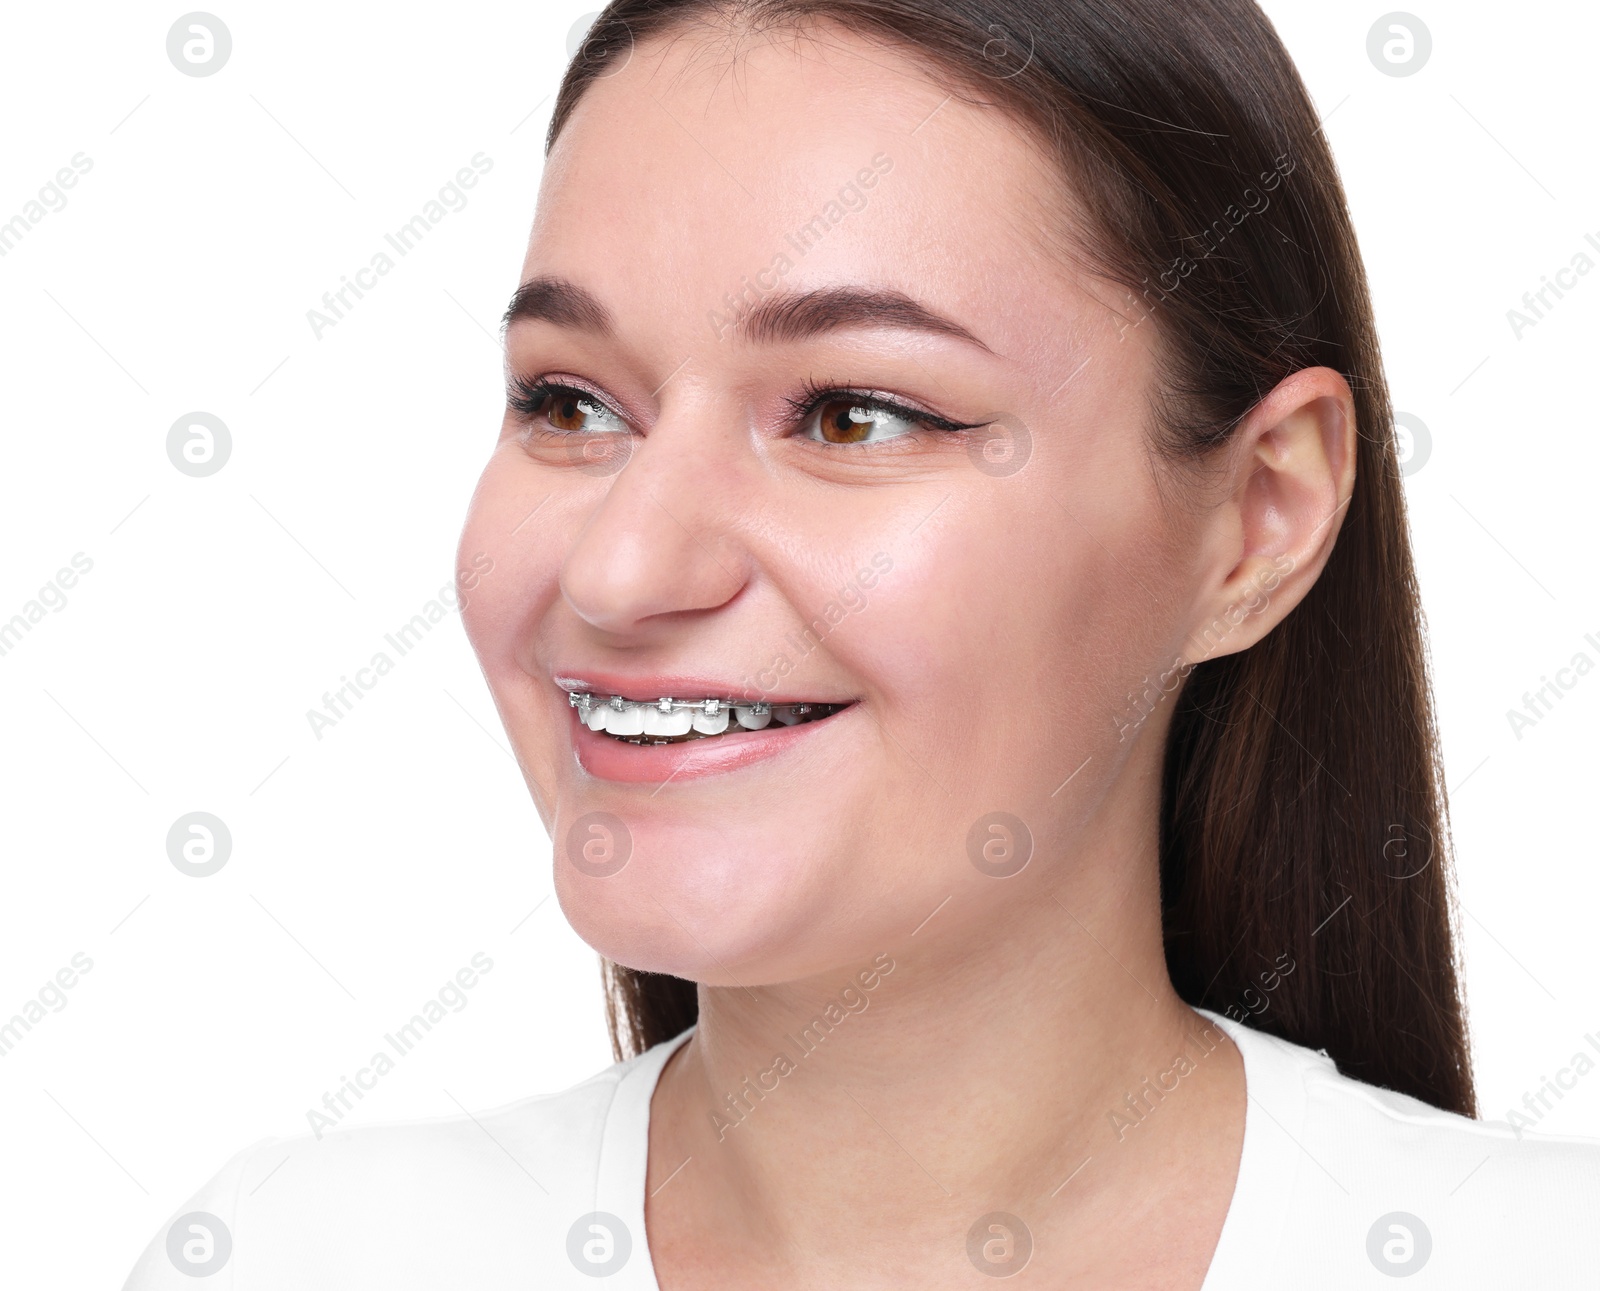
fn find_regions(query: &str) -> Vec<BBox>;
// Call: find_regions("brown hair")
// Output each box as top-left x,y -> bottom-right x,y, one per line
548,0 -> 1475,1116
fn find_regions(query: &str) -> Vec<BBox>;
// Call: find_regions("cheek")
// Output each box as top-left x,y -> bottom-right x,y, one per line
456,449 -> 574,797
458,448 -> 557,671
842,489 -> 1080,751
849,477 -> 1188,813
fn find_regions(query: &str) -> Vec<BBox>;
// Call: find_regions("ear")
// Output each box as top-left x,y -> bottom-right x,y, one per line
1181,366 -> 1357,663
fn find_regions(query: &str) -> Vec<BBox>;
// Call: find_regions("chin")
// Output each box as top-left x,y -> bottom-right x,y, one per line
551,818 -> 844,984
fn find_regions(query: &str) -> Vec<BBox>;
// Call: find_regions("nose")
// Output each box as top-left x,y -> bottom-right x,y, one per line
558,400 -> 751,637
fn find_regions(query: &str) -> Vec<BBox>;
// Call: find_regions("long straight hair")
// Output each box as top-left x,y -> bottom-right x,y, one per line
549,0 -> 1476,1116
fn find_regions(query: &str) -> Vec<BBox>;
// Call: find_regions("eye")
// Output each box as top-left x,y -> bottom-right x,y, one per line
788,381 -> 980,447
802,397 -> 925,445
508,377 -> 629,436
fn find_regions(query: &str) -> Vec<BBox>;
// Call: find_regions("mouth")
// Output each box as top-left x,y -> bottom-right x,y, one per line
568,691 -> 854,745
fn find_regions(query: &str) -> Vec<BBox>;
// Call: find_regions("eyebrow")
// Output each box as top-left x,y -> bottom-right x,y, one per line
502,275 -> 615,334
503,274 -> 992,353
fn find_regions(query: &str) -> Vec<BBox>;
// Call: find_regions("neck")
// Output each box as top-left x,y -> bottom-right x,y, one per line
646,790 -> 1245,1285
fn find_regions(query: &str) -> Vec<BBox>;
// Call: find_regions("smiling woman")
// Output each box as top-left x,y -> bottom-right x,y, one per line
122,1 -> 1600,1289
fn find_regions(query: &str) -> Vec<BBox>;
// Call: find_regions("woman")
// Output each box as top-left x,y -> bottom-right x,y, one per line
124,0 -> 1600,1286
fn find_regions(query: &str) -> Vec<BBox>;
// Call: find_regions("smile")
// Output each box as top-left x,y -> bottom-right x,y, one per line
568,692 -> 852,745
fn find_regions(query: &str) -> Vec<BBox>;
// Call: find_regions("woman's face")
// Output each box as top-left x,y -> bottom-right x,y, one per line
459,25 -> 1214,985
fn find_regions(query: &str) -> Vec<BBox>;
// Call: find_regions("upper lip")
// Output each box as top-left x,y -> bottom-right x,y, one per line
552,669 -> 854,706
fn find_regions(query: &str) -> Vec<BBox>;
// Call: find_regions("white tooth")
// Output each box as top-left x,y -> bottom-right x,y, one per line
644,705 -> 693,736
692,707 -> 730,735
584,703 -> 607,731
772,707 -> 801,725
734,705 -> 771,730
605,704 -> 644,736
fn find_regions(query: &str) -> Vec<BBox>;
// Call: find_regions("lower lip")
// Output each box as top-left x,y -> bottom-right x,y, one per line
569,704 -> 855,783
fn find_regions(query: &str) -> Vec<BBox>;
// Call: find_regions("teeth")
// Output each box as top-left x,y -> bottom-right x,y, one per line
606,704 -> 644,736
643,704 -> 694,736
570,691 -> 845,742
692,706 -> 730,735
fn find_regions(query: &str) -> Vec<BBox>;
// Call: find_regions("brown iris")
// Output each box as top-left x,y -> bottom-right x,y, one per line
816,400 -> 879,444
546,392 -> 591,432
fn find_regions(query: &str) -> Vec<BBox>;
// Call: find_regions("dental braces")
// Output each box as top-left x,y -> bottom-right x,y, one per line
568,692 -> 809,717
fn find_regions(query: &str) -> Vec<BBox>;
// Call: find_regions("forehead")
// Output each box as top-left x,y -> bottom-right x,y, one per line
527,23 -> 1106,366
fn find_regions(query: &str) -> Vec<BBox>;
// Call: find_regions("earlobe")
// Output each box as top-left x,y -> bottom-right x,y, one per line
1182,367 -> 1357,663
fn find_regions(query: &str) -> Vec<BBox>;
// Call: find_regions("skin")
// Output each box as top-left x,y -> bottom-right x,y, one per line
458,20 -> 1356,1291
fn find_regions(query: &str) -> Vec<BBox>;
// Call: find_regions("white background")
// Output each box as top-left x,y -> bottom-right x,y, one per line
0,1 -> 1596,1284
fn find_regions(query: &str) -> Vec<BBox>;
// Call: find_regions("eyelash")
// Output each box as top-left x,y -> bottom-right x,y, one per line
783,377 -> 981,439
507,374 -> 603,421
506,373 -> 980,445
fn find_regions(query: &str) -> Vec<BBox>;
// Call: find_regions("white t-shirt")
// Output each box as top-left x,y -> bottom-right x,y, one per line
121,1009 -> 1600,1288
